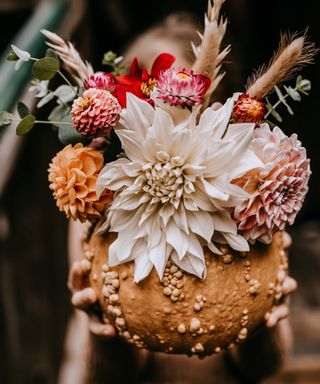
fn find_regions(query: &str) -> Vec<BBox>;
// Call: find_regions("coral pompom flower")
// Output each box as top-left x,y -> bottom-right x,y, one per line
71,89 -> 121,137
115,53 -> 175,107
155,68 -> 211,108
232,93 -> 266,125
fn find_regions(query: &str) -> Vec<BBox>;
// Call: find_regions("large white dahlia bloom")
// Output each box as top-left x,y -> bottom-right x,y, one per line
97,94 -> 257,282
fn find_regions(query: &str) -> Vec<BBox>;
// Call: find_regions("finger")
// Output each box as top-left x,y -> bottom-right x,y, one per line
68,261 -> 90,292
282,232 -> 292,249
282,276 -> 297,295
71,287 -> 98,310
89,315 -> 117,337
211,102 -> 223,111
266,304 -> 289,328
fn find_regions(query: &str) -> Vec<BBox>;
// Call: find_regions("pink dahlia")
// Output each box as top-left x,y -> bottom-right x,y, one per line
71,89 -> 121,137
83,72 -> 116,93
155,68 -> 211,108
232,124 -> 311,244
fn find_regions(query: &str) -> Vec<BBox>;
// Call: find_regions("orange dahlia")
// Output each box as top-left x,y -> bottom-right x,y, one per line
48,143 -> 112,222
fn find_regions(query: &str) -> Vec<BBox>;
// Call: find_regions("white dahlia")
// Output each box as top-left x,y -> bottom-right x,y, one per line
97,94 -> 256,282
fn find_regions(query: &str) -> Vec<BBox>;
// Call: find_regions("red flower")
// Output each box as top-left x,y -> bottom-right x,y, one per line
232,93 -> 266,125
85,53 -> 175,108
115,53 -> 175,107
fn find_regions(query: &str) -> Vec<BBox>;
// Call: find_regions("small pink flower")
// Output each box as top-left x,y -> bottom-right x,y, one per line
155,68 -> 211,108
71,89 -> 121,137
232,124 -> 311,244
84,72 -> 116,93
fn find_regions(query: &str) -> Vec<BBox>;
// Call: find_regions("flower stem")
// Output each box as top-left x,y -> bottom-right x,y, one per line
58,71 -> 79,96
35,120 -> 73,125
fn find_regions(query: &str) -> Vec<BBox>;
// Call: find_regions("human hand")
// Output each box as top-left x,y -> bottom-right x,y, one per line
265,231 -> 297,328
265,276 -> 297,328
68,260 -> 116,337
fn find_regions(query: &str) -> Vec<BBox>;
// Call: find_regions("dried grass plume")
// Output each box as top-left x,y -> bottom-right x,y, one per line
41,29 -> 94,85
247,34 -> 317,99
192,0 -> 230,103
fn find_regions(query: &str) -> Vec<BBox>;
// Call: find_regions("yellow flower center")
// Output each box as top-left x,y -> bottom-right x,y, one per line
141,78 -> 157,97
176,71 -> 192,81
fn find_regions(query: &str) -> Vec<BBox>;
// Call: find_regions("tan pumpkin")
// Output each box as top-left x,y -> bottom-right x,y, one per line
83,230 -> 289,356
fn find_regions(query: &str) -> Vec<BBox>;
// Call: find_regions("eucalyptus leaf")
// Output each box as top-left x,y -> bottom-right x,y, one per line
17,101 -> 30,118
37,92 -> 55,108
274,85 -> 293,115
48,104 -> 70,121
54,85 -> 77,103
57,116 -> 91,145
0,111 -> 14,127
269,107 -> 283,123
45,48 -> 59,60
284,86 -> 301,102
32,57 -> 60,80
298,79 -> 311,92
7,52 -> 19,61
16,115 -> 35,136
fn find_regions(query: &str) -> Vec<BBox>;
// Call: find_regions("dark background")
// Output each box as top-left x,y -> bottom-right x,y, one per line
0,1 -> 319,383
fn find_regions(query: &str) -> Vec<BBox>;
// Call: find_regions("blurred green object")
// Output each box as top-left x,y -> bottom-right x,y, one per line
0,0 -> 69,112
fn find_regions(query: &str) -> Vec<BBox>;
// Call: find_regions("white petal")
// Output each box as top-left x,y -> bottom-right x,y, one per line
213,211 -> 237,234
159,204 -> 175,227
223,232 -> 249,252
187,211 -> 214,243
171,252 -> 206,279
208,242 -> 222,255
198,96 -> 234,138
187,233 -> 204,259
11,44 -> 31,61
120,93 -> 154,138
149,108 -> 174,151
116,130 -> 145,162
166,220 -> 189,259
134,251 -> 153,283
202,178 -> 229,201
228,149 -> 264,179
149,237 -> 170,278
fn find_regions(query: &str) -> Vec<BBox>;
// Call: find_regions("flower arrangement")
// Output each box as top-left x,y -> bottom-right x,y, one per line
1,0 -> 315,287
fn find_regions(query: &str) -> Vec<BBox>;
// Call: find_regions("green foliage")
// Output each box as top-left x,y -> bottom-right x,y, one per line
57,115 -> 91,146
0,111 -> 14,127
16,115 -> 36,135
45,48 -> 59,60
17,101 -> 30,119
6,52 -> 18,61
32,57 -> 60,80
102,51 -> 126,75
265,76 -> 311,123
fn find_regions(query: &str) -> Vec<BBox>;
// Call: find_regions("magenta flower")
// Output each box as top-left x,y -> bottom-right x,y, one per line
232,124 -> 311,244
71,89 -> 121,137
155,68 -> 211,108
83,72 -> 116,93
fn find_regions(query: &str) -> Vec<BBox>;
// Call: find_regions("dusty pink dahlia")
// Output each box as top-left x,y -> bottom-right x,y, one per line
155,68 -> 211,108
83,72 -> 116,92
71,89 -> 121,137
232,124 -> 311,244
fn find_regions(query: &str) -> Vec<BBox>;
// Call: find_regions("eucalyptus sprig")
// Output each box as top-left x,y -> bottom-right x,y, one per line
102,50 -> 126,75
265,76 -> 311,123
3,46 -> 79,137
